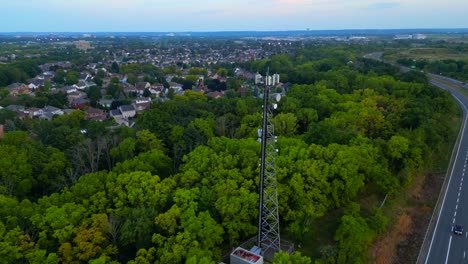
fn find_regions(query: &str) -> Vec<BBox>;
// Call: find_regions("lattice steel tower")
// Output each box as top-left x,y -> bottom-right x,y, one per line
257,74 -> 281,257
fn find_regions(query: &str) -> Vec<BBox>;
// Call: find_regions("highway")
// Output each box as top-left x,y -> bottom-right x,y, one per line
421,76 -> 468,264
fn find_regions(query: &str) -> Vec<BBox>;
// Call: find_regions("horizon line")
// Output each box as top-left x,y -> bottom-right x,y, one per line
1,27 -> 468,34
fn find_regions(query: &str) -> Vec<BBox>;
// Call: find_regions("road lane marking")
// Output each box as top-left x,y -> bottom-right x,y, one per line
454,211 -> 457,217
456,204 -> 458,210
459,192 -> 461,197
445,236 -> 452,264
464,251 -> 466,259
457,198 -> 460,203
453,218 -> 456,224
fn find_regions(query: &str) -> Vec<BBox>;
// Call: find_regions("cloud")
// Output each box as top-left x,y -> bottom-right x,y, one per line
367,2 -> 401,9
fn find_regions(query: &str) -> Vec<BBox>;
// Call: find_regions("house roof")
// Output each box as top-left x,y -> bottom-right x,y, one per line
110,109 -> 122,117
27,107 -> 42,112
6,83 -> 22,89
43,106 -> 61,113
86,107 -> 106,115
72,98 -> 88,104
119,105 -> 135,112
206,91 -> 224,99
5,105 -> 25,111
39,112 -> 55,120
136,82 -> 150,90
99,98 -> 114,104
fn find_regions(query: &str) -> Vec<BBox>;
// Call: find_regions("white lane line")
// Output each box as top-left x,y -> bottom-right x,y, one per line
459,192 -> 461,197
445,236 -> 453,264
425,94 -> 468,264
454,211 -> 457,217
453,218 -> 456,224
457,198 -> 460,203
456,204 -> 458,210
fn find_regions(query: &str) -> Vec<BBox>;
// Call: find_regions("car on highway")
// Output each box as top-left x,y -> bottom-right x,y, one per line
454,224 -> 464,235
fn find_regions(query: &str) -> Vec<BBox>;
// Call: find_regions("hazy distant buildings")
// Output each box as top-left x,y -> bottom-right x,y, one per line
413,34 -> 427,39
394,34 -> 426,40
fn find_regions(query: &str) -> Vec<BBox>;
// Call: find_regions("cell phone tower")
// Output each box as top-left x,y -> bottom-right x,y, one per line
257,70 -> 281,257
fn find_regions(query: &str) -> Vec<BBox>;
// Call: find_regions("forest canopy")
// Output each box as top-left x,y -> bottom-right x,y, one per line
0,44 -> 459,263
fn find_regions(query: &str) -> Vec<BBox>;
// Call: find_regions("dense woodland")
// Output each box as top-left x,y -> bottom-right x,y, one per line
0,43 -> 459,263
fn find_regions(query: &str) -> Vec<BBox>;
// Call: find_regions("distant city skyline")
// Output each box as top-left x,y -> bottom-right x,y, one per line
1,0 -> 467,32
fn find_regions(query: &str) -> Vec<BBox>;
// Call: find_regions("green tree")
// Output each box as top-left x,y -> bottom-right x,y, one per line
273,251 -> 311,264
65,71 -> 79,85
273,113 -> 298,137
334,207 -> 375,264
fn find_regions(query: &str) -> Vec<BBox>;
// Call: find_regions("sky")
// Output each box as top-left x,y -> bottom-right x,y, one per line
1,0 -> 467,32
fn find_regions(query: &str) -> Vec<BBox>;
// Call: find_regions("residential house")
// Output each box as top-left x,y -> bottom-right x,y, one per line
98,99 -> 114,108
135,82 -> 151,95
24,107 -> 43,118
206,91 -> 224,99
39,112 -> 55,120
79,73 -> 92,82
61,86 -> 77,94
40,106 -> 64,120
109,109 -> 122,118
123,83 -> 138,97
132,97 -> 151,112
28,79 -> 45,90
71,98 -> 89,109
67,91 -> 87,105
73,81 -> 87,90
85,107 -> 107,121
38,71 -> 55,81
169,82 -> 183,95
169,82 -> 182,90
119,105 -> 136,118
113,116 -> 135,127
150,83 -> 165,96
7,83 -> 30,96
43,105 -> 64,116
5,104 -> 25,113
